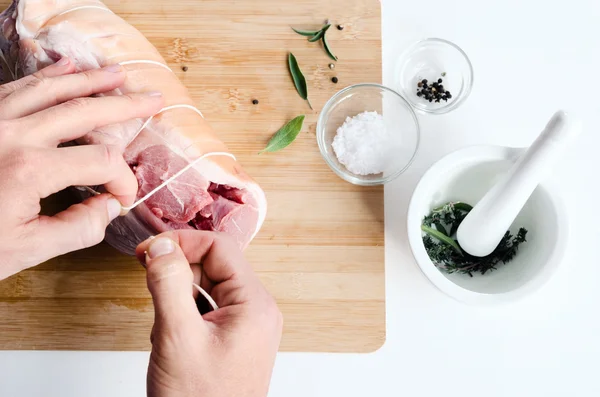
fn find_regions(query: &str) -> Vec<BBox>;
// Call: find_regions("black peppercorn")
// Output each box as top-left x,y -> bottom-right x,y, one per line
337,24 -> 344,30
252,99 -> 259,105
331,77 -> 338,83
182,66 -> 188,72
417,76 -> 454,104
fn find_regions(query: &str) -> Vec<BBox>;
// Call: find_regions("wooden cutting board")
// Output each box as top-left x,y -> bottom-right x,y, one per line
0,0 -> 384,353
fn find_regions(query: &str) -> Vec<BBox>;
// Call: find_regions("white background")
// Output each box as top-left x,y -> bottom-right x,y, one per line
2,0 -> 600,396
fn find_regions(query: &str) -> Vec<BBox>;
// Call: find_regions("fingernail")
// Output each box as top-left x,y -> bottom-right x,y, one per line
107,198 -> 122,221
147,238 -> 174,259
103,64 -> 122,73
145,91 -> 162,97
56,57 -> 69,67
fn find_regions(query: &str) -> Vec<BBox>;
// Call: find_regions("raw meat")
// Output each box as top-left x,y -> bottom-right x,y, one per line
0,0 -> 267,254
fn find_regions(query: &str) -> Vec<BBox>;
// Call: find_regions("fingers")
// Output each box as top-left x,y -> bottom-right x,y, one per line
0,62 -> 128,120
136,231 -> 263,308
0,57 -> 76,101
18,91 -> 164,147
22,145 -> 138,205
28,193 -> 123,266
143,237 -> 209,331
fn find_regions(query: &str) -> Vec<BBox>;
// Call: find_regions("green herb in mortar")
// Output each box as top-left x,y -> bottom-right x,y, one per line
260,115 -> 305,154
288,53 -> 312,110
421,201 -> 528,277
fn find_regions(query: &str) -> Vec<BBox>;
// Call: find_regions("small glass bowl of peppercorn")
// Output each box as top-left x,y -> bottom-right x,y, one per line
395,38 -> 473,115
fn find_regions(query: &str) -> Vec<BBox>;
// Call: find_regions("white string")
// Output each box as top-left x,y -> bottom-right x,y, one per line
128,104 -> 204,147
57,5 -> 114,16
121,151 -> 236,211
51,13 -> 221,215
193,283 -> 219,311
119,60 -> 172,72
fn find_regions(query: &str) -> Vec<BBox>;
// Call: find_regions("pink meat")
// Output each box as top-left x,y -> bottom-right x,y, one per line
0,0 -> 267,254
133,145 -> 212,224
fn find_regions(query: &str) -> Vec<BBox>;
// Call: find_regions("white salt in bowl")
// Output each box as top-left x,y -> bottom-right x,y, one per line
406,145 -> 569,305
317,83 -> 420,185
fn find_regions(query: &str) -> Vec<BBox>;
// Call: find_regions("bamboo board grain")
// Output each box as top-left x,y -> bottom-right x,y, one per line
0,0 -> 384,353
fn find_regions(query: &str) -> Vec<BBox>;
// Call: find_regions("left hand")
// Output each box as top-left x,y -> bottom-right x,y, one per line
0,57 -> 164,279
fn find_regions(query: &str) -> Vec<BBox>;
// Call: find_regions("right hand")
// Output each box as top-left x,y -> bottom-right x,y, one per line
136,231 -> 283,397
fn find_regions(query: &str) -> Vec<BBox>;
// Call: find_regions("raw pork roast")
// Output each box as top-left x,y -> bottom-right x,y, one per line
0,0 -> 267,254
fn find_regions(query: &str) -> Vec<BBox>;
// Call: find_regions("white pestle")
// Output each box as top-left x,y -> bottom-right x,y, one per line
456,110 -> 582,257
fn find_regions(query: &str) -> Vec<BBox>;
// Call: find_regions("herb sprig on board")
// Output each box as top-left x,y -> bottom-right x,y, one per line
288,53 -> 312,110
260,115 -> 305,154
291,23 -> 338,61
421,202 -> 528,277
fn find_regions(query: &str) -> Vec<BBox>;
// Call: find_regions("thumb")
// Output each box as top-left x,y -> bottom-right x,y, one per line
31,194 -> 123,265
143,237 -> 205,329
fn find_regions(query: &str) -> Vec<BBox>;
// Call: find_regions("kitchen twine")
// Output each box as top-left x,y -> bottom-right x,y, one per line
77,60 -> 236,212
61,5 -> 224,312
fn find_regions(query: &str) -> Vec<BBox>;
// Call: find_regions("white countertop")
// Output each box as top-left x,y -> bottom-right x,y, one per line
2,1 -> 600,396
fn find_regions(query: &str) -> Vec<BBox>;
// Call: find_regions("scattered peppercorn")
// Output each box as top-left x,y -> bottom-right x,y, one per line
331,76 -> 338,83
252,99 -> 259,105
182,66 -> 188,72
337,24 -> 344,30
416,74 -> 453,105
329,63 -> 335,69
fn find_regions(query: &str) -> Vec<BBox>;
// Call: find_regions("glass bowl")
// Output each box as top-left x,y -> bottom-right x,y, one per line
317,83 -> 420,186
395,38 -> 474,115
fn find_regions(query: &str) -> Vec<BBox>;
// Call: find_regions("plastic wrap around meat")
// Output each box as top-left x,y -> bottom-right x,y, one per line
0,0 -> 267,254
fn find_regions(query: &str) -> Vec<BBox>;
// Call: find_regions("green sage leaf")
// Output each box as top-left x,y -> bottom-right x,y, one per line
288,53 -> 312,109
323,32 -> 338,61
308,24 -> 330,42
260,115 -> 305,154
291,27 -> 319,37
434,221 -> 449,237
453,202 -> 474,213
421,225 -> 464,255
308,30 -> 325,42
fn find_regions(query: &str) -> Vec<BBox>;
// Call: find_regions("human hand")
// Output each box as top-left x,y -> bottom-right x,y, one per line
0,58 -> 164,279
136,231 -> 283,397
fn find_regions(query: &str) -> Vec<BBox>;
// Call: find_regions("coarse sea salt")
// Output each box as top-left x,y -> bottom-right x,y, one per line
331,111 -> 396,175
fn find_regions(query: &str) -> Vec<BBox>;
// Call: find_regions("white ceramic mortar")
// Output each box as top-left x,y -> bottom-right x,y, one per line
406,145 -> 568,305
